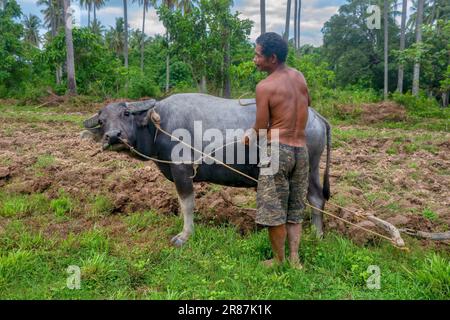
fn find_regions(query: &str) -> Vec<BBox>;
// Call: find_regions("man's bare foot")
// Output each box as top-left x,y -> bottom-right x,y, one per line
288,256 -> 303,270
261,259 -> 283,268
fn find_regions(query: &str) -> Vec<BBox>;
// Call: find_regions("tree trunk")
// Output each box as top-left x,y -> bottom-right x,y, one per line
412,0 -> 424,96
397,0 -> 407,93
223,39 -> 231,98
123,0 -> 129,69
384,0 -> 389,100
260,0 -> 266,34
297,0 -> 302,52
93,5 -> 96,27
141,1 -> 146,72
294,0 -> 298,49
166,52 -> 170,93
200,75 -> 207,93
63,0 -> 77,95
284,0 -> 291,42
443,91 -> 449,108
88,3 -> 91,28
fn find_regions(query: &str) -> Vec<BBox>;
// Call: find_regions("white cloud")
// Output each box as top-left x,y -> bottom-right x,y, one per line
128,8 -> 166,36
233,0 -> 341,46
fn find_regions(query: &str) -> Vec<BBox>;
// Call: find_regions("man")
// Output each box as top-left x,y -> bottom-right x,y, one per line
243,32 -> 310,269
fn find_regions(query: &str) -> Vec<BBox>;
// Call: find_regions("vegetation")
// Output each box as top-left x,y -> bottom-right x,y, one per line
0,0 -> 448,106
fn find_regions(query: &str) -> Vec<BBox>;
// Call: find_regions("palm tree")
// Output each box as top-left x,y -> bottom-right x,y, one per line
159,0 -> 176,93
38,0 -> 64,37
177,0 -> 195,14
294,0 -> 297,48
412,0 -> 424,96
397,0 -> 407,93
105,17 -> 125,57
79,0 -> 93,27
63,0 -> 77,95
123,0 -> 129,68
23,14 -> 42,47
260,0 -> 265,34
384,0 -> 389,100
38,0 -> 64,84
91,19 -> 105,36
93,0 -> 106,27
134,0 -> 155,72
283,0 -> 291,42
297,0 -> 302,51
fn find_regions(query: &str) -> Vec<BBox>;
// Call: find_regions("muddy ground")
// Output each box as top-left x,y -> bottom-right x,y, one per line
0,103 -> 449,248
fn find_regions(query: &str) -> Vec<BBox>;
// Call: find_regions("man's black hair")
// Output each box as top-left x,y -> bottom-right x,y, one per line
256,32 -> 288,63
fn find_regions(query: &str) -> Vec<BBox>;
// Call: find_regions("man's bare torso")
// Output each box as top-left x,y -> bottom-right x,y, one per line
258,67 -> 309,147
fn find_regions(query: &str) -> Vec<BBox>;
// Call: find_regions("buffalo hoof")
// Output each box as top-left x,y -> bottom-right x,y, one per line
170,234 -> 188,247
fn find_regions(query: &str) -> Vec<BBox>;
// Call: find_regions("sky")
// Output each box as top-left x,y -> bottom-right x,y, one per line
17,0 -> 412,47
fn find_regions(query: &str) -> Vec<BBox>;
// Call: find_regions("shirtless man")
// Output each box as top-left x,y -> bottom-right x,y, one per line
243,32 -> 310,269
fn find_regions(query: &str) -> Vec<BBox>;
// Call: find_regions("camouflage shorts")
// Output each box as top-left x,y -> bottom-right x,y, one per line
256,144 -> 309,226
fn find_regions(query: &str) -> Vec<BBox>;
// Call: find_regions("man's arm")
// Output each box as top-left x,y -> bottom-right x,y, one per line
253,83 -> 270,131
242,83 -> 270,145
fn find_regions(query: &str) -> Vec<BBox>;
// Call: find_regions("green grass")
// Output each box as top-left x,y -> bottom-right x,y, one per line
0,216 -> 448,299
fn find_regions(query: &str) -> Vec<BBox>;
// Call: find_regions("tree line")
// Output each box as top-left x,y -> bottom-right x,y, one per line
0,0 -> 448,106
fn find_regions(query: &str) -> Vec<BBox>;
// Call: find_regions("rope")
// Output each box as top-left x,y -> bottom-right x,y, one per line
120,113 -> 407,250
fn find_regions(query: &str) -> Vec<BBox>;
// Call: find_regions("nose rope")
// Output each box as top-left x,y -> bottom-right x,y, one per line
115,108 -> 408,251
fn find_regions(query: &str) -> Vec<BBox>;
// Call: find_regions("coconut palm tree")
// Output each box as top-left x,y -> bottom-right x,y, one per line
384,0 -> 389,100
79,0 -> 93,27
412,0 -> 424,96
23,14 -> 42,47
177,0 -> 195,14
134,0 -> 156,71
38,0 -> 64,37
297,0 -> 302,50
63,0 -> 77,95
284,0 -> 291,42
260,0 -> 265,34
38,0 -> 64,84
92,0 -> 106,27
159,0 -> 176,93
91,19 -> 105,36
123,0 -> 129,68
105,17 -> 125,57
397,0 -> 407,93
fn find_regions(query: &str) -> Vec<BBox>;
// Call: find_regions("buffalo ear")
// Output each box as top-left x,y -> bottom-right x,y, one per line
83,114 -> 100,128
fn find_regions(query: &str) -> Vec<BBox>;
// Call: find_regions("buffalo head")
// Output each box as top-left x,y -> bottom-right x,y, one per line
83,100 -> 156,150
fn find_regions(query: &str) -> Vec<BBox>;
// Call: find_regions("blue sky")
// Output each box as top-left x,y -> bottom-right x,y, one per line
18,0 -> 351,46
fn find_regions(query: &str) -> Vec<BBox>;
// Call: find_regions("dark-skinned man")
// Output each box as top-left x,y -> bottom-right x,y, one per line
243,32 -> 310,269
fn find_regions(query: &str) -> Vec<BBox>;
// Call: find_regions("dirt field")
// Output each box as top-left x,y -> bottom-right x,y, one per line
0,103 -> 449,248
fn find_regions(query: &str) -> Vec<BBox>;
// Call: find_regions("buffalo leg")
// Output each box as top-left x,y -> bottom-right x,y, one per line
170,165 -> 195,247
307,161 -> 325,238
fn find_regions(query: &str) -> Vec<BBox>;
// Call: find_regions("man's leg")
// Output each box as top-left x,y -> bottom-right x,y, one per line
287,223 -> 302,269
265,224 -> 287,266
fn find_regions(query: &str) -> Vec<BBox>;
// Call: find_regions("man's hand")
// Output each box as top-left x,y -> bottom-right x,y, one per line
242,128 -> 257,145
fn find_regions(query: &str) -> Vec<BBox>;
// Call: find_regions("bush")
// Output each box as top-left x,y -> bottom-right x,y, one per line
392,92 -> 449,119
127,67 -> 161,99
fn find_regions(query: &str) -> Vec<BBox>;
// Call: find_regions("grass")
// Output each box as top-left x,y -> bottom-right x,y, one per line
0,214 -> 448,299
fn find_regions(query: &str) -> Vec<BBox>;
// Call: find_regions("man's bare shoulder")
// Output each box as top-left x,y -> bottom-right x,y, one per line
256,78 -> 275,93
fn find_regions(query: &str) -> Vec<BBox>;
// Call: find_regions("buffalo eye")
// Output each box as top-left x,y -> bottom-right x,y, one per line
98,119 -> 104,125
124,110 -> 130,117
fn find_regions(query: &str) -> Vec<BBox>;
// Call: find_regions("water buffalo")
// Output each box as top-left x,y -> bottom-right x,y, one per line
83,93 -> 331,247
